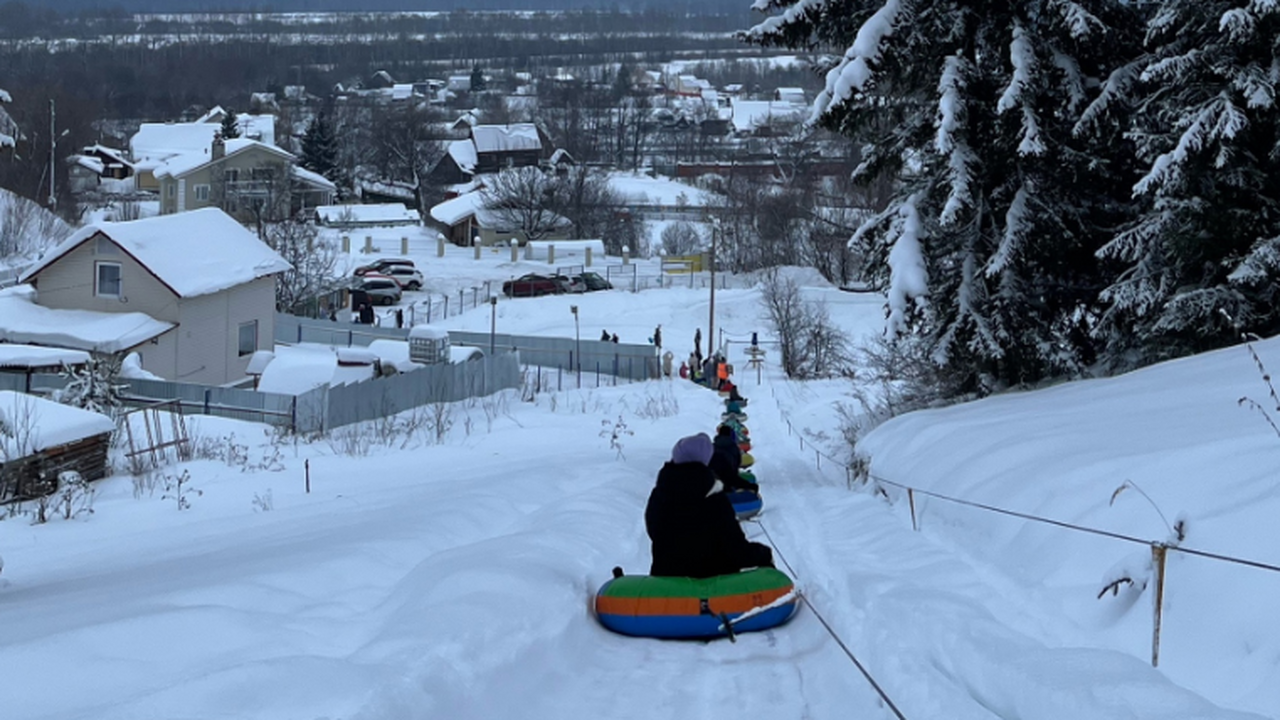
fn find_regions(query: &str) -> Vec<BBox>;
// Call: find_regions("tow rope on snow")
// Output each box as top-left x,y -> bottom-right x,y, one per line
750,518 -> 910,720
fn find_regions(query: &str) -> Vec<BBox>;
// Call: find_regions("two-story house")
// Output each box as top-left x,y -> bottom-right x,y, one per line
15,208 -> 290,386
155,135 -> 335,222
427,123 -> 552,186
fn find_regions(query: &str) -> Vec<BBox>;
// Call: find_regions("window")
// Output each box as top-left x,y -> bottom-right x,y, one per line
225,168 -> 239,183
166,183 -> 176,198
238,320 -> 258,357
194,184 -> 210,201
95,262 -> 122,298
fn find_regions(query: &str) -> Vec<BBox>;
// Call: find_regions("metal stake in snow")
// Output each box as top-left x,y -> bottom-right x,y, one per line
1151,542 -> 1168,667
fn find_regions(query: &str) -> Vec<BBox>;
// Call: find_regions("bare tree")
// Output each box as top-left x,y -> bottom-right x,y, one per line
480,167 -> 565,243
760,269 -> 852,379
364,102 -> 445,212
661,221 -> 702,256
551,167 -> 642,254
263,218 -> 340,312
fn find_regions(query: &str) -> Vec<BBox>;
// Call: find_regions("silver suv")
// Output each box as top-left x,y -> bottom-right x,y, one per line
357,276 -> 402,306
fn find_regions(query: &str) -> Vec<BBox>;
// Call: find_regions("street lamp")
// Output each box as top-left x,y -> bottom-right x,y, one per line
489,295 -> 498,356
570,304 -> 581,388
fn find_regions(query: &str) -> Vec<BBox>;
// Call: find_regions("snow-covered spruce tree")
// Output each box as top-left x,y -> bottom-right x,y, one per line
745,1 -> 1144,395
300,112 -> 340,184
1098,2 -> 1280,365
219,109 -> 240,140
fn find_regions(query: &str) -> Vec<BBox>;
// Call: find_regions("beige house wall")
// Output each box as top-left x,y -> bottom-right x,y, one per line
173,275 -> 275,385
32,233 -> 181,323
128,328 -> 180,381
159,148 -> 291,216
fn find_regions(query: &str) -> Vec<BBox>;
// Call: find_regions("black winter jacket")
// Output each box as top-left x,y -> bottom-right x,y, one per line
645,461 -> 773,578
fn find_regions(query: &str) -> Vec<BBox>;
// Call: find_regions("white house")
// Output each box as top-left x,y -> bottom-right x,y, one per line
14,208 -> 290,386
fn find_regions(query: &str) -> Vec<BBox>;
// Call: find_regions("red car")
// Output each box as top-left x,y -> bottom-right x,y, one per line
502,273 -> 560,297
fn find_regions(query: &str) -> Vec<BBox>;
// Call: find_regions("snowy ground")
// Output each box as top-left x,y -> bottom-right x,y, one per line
1,267 -> 1276,720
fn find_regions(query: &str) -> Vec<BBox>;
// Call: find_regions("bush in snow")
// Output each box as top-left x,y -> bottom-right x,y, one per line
760,269 -> 852,380
660,221 -> 702,257
54,354 -> 125,420
599,414 -> 634,460
161,469 -> 200,511
1237,338 -> 1280,442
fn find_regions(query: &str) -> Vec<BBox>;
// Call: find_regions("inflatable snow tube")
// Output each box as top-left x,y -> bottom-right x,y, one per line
739,469 -> 757,485
741,452 -> 755,469
724,401 -> 744,414
738,441 -> 752,453
721,412 -> 748,423
595,567 -> 797,639
728,489 -> 763,519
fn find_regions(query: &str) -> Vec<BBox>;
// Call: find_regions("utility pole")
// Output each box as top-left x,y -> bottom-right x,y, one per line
47,98 -> 56,211
708,219 -> 717,359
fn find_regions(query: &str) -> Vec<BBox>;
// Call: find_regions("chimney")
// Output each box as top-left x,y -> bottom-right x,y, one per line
211,131 -> 225,161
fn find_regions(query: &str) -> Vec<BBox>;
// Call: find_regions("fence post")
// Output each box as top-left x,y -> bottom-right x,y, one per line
585,246 -> 592,267
342,235 -> 350,253
305,458 -> 311,494
816,449 -> 821,469
474,244 -> 482,260
290,395 -> 298,434
1151,543 -> 1169,667
437,233 -> 446,257
297,321 -> 303,343
427,295 -> 432,321
548,244 -> 555,265
908,488 -> 919,531
203,388 -> 211,415
364,235 -> 373,253
401,236 -> 409,255
511,243 -> 519,263
444,295 -> 449,317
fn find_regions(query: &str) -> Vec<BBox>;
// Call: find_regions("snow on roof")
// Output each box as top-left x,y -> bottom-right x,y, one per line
447,140 -> 478,174
0,285 -> 173,353
130,123 -> 220,163
429,191 -> 486,226
73,156 -> 105,175
194,105 -> 226,124
256,344 -> 374,395
0,344 -> 91,369
292,165 -> 337,191
607,172 -> 711,208
0,391 -> 116,456
22,208 -> 291,299
366,338 -> 424,373
391,84 -> 414,100
154,139 -> 294,180
315,204 -> 417,226
236,114 -> 276,145
409,325 -> 449,340
729,99 -> 806,133
549,148 -> 574,165
470,124 -> 541,153
85,144 -> 134,167
245,349 -> 274,375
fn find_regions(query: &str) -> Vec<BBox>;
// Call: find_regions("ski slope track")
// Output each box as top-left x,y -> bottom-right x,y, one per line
0,357 -> 1269,718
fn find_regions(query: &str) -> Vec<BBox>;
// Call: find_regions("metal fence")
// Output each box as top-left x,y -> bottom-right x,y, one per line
276,314 -> 660,382
7,352 -> 520,434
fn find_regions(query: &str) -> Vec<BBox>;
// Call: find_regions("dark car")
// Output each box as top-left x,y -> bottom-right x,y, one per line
503,273 -> 560,297
578,271 -> 613,291
354,258 -> 416,276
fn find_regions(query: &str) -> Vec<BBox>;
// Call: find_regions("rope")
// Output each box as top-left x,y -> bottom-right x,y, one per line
753,519 -> 909,720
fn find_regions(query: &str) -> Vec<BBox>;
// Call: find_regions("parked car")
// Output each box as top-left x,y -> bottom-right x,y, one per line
502,273 -> 560,297
356,276 -> 402,305
381,265 -> 425,291
552,275 -> 587,294
354,258 -> 416,276
578,271 -> 613,291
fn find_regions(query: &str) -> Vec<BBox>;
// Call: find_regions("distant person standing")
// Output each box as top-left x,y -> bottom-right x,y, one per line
395,308 -> 404,329
611,333 -> 619,343
653,324 -> 662,350
358,303 -> 375,325
601,329 -> 611,341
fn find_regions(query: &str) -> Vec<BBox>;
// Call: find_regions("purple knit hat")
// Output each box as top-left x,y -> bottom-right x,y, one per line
671,433 -> 714,465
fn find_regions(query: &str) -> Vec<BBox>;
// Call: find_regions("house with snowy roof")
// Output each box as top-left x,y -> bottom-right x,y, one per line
426,123 -> 551,186
314,203 -> 419,229
12,208 -> 291,386
428,190 -> 572,247
129,109 -> 278,192
155,134 -> 335,221
729,99 -> 807,136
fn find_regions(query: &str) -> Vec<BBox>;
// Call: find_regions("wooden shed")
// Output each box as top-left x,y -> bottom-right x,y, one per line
0,391 -> 115,502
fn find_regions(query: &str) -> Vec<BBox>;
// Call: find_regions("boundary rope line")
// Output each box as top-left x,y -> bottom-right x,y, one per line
766,378 -> 1280,575
751,519 -> 909,720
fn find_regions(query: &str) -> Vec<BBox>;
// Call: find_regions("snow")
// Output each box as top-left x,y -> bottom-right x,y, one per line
0,344 -> 90,369
2,247 -> 1277,720
606,172 -> 711,208
409,325 -> 449,340
447,139 -> 479,174
0,285 -> 173,353
154,139 -> 293,179
119,351 -> 162,380
525,239 -> 604,260
729,99 -> 806,133
22,208 -> 291,299
316,203 -> 418,226
130,122 -> 220,164
0,390 -> 115,456
429,190 -> 487,226
292,164 -> 337,191
470,123 -> 542,153
255,343 -> 374,395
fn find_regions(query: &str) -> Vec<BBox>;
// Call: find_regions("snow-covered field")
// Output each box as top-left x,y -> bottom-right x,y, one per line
1,262 -> 1277,720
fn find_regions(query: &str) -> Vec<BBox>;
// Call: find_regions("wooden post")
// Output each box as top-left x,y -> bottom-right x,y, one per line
474,244 -> 482,260
305,459 -> 311,494
548,244 -> 555,265
401,236 -> 409,255
1151,543 -> 1168,667
437,233 -> 445,258
510,243 -> 519,262
585,246 -> 592,267
908,488 -> 919,531
342,235 -> 350,253
364,235 -> 372,253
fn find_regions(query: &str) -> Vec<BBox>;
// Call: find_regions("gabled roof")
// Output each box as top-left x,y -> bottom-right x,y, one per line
154,139 -> 295,180
470,124 -> 541,153
130,123 -> 220,163
21,208 -> 291,299
447,139 -> 478,174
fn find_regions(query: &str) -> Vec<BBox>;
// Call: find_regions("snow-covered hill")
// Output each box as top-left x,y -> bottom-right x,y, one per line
0,187 -> 73,273
0,273 -> 1274,720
